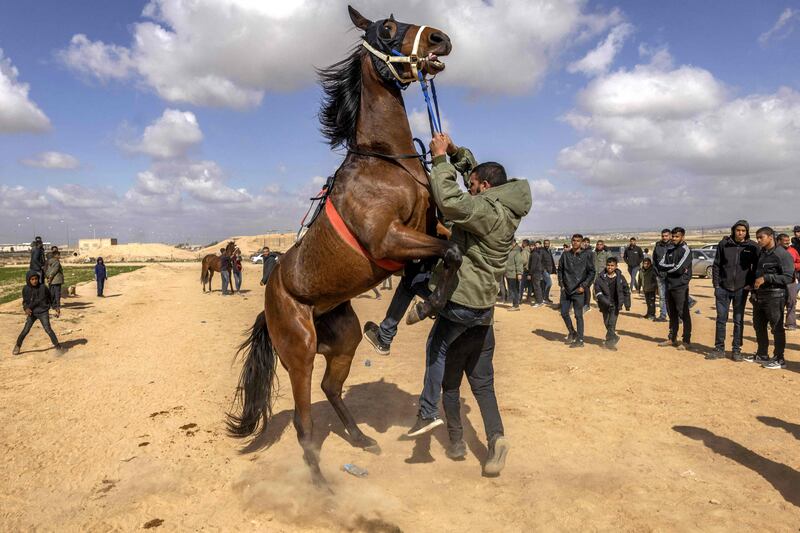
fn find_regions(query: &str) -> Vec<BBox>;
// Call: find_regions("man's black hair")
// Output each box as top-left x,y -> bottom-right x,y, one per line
777,233 -> 789,240
661,228 -> 671,234
572,233 -> 583,240
522,239 -> 530,245
671,227 -> 686,236
630,237 -> 637,241
582,237 -> 590,243
757,226 -> 774,237
535,240 -> 542,245
472,162 -> 507,187
606,257 -> 618,264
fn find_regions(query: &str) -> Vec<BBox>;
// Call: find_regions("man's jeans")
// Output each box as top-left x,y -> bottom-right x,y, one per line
505,277 -> 520,307
560,291 -> 585,340
16,312 -> 59,347
753,289 -> 786,360
657,277 -> 668,318
714,286 -> 748,352
602,309 -> 619,342
50,284 -> 62,311
542,273 -> 553,301
233,270 -> 242,292
418,303 -> 493,420
628,265 -> 641,292
378,270 -> 431,346
786,281 -> 798,328
442,324 -> 503,444
220,271 -> 231,294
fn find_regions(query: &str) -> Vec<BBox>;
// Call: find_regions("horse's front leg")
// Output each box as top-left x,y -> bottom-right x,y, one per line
367,222 -> 462,325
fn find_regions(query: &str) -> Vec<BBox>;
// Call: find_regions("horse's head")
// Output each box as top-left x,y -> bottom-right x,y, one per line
348,6 -> 451,83
225,241 -> 236,255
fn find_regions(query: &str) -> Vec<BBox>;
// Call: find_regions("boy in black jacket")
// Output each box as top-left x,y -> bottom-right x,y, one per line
656,227 -> 693,350
13,271 -> 62,355
594,257 -> 631,351
637,257 -> 658,319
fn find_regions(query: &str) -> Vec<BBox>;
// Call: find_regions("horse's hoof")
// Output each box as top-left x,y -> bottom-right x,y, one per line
364,443 -> 382,455
405,301 -> 426,325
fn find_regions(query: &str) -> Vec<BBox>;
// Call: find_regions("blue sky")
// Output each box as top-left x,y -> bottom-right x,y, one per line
1,1 -> 798,244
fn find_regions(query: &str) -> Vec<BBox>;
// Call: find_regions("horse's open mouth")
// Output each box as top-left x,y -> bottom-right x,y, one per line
421,53 -> 446,75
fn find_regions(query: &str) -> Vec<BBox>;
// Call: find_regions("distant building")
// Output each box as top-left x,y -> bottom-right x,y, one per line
78,238 -> 118,253
0,242 -> 50,253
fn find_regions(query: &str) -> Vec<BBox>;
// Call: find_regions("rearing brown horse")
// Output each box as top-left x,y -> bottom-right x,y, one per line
228,6 -> 459,483
201,240 -> 236,293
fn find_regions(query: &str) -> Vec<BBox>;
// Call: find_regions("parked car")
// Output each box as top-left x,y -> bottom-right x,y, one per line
700,244 -> 718,251
251,254 -> 263,264
690,249 -> 715,278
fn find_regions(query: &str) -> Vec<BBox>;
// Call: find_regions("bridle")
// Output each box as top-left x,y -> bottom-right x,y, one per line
351,24 -> 443,177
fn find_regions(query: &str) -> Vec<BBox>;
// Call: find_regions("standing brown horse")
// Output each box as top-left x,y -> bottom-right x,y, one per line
201,240 -> 236,293
228,6 -> 459,483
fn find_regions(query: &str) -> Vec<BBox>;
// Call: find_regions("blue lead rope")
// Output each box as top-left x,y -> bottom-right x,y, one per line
418,72 -> 441,135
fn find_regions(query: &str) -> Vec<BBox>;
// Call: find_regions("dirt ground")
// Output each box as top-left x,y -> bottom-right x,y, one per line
1,263 -> 798,532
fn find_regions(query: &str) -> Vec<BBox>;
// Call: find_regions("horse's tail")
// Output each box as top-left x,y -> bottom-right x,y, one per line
227,311 -> 278,438
200,260 -> 208,285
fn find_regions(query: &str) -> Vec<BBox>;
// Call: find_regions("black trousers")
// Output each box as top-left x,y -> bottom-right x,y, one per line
531,271 -> 544,304
602,309 -> 619,342
505,277 -> 520,307
50,284 -> 62,310
442,324 -> 504,444
752,290 -> 786,360
644,290 -> 656,317
16,312 -> 59,347
667,287 -> 692,343
560,291 -> 585,339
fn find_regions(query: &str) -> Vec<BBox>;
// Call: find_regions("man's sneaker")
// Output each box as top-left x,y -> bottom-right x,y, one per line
407,415 -> 444,437
785,325 -> 797,331
762,358 -> 786,370
705,347 -> 726,360
603,340 -> 618,351
743,354 -> 770,364
483,435 -> 510,477
658,339 -> 676,348
508,306 -> 520,312
532,303 -> 543,308
732,351 -> 743,362
583,306 -> 591,314
569,339 -> 584,349
564,332 -> 576,345
363,321 -> 390,356
655,316 -> 667,322
677,341 -> 691,351
445,440 -> 467,460
12,345 -> 20,355
688,298 -> 697,309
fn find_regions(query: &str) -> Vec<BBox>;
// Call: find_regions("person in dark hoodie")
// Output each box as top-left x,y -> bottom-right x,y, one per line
29,236 -> 46,280
95,257 -> 108,297
746,227 -> 795,369
12,271 -> 62,355
707,220 -> 758,361
528,241 -> 545,307
558,234 -> 595,348
656,227 -> 693,350
637,257 -> 658,319
541,239 -> 556,304
594,257 -> 631,351
259,246 -> 280,286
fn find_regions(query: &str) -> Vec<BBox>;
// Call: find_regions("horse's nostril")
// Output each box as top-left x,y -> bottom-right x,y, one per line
429,31 -> 445,44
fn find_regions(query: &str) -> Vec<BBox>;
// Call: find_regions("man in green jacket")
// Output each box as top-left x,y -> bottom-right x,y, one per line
504,242 -> 524,310
45,249 -> 64,318
407,132 -> 531,478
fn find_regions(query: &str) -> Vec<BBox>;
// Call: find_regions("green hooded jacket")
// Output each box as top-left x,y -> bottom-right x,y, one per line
505,246 -> 524,278
429,147 -> 532,309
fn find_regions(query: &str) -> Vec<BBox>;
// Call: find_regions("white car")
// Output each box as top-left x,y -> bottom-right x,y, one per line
251,254 -> 264,264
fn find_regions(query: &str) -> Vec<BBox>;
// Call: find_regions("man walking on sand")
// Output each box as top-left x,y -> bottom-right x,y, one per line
408,132 -> 530,478
541,239 -> 556,304
707,220 -> 758,361
45,249 -> 64,318
623,237 -> 644,293
12,271 -> 63,355
219,249 -> 231,295
558,234 -> 595,349
746,227 -> 794,369
657,227 -> 693,350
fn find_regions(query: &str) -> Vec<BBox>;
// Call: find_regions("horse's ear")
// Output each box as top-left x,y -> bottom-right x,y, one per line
348,5 -> 371,30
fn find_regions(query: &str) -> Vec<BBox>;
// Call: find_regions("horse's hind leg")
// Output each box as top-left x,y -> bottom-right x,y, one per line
266,279 -> 324,484
316,302 -> 380,454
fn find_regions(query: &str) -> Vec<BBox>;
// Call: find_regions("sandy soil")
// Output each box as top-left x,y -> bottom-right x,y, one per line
1,263 -> 798,532
71,243 -> 198,263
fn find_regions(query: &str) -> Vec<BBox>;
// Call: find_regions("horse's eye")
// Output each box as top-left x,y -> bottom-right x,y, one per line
380,24 -> 392,38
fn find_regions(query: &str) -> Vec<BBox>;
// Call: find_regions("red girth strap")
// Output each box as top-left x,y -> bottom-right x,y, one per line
325,200 -> 404,272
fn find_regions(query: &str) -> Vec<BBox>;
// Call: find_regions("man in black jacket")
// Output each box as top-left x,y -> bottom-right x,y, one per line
745,227 -> 795,369
541,239 -> 556,303
528,241 -> 545,306
259,246 -> 280,286
656,227 -> 693,350
708,220 -> 758,361
623,237 -> 645,293
29,236 -> 46,280
558,234 -> 595,348
651,229 -> 672,321
594,257 -> 631,351
13,271 -> 62,355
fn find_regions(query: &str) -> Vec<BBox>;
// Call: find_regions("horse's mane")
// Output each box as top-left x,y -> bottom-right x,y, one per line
317,46 -> 363,149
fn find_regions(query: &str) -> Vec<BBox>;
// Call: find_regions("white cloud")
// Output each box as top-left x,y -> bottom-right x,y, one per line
124,109 -> 203,159
758,8 -> 799,46
408,108 -> 452,140
529,178 -> 556,197
0,49 -> 51,133
0,185 -> 50,211
59,0 -> 621,108
46,184 -> 117,209
557,49 -> 800,226
21,151 -> 80,169
568,23 -> 633,77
